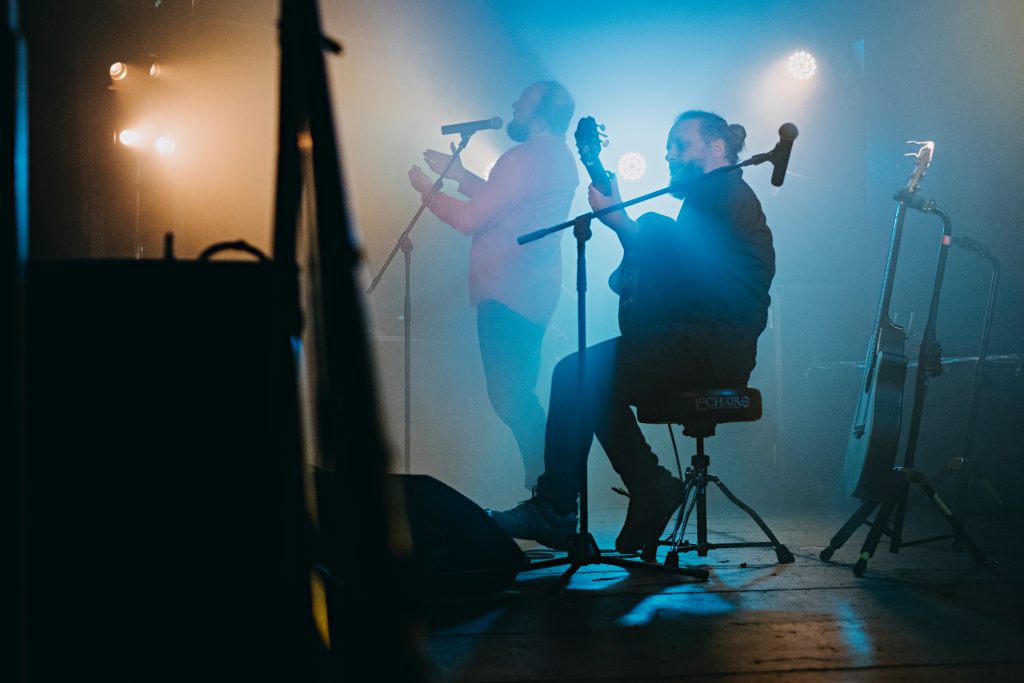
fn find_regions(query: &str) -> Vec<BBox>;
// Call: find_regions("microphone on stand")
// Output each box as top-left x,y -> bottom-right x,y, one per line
441,117 -> 503,136
770,123 -> 799,187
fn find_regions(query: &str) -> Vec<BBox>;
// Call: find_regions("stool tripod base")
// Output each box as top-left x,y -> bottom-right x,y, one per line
524,531 -> 710,595
647,454 -> 794,566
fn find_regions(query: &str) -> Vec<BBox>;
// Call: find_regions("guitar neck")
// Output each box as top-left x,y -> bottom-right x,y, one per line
869,202 -> 909,349
585,160 -> 612,196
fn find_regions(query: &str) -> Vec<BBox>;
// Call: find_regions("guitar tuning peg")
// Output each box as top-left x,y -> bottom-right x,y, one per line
601,138 -> 610,148
904,140 -> 935,158
597,123 -> 606,131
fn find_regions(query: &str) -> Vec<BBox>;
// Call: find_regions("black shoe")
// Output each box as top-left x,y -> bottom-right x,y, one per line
487,492 -> 578,551
615,475 -> 683,554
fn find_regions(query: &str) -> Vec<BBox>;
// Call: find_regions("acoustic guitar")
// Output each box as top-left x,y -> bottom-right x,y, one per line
842,142 -> 934,500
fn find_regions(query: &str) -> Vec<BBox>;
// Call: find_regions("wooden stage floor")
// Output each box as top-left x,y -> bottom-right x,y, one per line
418,504 -> 1024,682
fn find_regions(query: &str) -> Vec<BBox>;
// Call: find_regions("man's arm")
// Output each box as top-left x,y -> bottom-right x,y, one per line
411,150 -> 527,236
587,177 -> 639,250
422,146 -> 485,198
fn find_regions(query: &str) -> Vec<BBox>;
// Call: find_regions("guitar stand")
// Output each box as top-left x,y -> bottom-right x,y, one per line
820,467 -> 986,576
831,193 -> 991,577
911,237 -> 1018,548
913,458 -> 1013,550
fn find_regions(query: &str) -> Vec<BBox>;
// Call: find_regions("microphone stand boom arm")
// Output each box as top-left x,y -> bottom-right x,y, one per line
518,148 -> 776,246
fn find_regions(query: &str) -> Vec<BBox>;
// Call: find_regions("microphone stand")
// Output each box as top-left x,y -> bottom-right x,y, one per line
366,133 -> 474,474
517,147 -> 780,593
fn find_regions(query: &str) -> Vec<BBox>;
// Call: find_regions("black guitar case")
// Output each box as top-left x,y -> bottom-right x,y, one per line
24,252 -> 321,681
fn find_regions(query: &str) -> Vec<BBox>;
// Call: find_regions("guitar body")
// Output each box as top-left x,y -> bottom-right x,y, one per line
842,319 -> 908,500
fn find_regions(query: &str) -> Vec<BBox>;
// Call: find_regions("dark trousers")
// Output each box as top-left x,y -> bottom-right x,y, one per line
537,332 -> 729,515
476,300 -> 547,487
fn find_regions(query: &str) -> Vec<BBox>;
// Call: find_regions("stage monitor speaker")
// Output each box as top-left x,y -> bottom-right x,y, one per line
316,473 -> 527,595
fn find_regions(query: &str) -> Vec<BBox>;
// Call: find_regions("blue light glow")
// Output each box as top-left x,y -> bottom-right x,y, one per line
835,600 -> 874,665
618,591 -> 735,626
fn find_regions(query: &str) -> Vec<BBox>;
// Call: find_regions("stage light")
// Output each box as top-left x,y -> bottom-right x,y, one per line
154,135 -> 176,155
788,50 -> 817,80
617,152 -> 647,181
118,128 -> 141,146
149,62 -> 161,78
109,62 -> 128,81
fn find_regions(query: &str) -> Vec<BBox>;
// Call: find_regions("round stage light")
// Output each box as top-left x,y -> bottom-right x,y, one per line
617,152 -> 647,181
118,129 -> 141,146
149,62 -> 161,78
109,62 -> 128,81
788,50 -> 817,80
154,136 -> 176,155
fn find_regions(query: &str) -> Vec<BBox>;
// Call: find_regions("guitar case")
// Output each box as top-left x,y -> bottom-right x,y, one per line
24,251 -> 321,681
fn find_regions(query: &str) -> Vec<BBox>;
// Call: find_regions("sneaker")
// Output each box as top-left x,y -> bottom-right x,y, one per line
615,475 -> 683,554
487,492 -> 577,550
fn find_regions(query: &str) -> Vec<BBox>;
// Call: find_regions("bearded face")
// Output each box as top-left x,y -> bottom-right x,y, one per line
507,119 -> 531,143
669,158 -> 706,197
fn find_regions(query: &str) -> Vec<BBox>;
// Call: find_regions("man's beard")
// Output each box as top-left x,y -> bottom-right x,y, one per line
669,160 -> 704,198
507,119 -> 530,143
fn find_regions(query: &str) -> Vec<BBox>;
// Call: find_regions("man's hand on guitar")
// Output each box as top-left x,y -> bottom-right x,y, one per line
587,175 -> 636,238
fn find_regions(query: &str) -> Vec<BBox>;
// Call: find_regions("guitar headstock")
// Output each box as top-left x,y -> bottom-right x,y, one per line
574,116 -> 609,168
574,116 -> 612,195
903,140 -> 935,193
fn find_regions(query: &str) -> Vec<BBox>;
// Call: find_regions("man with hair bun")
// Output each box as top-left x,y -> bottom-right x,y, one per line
409,81 -> 579,491
489,110 -> 775,554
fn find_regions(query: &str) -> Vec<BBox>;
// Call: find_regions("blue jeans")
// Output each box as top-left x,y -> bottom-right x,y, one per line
476,300 -> 547,488
537,331 -> 745,515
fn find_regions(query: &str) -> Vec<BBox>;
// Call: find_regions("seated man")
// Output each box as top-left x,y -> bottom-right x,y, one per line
489,110 -> 776,553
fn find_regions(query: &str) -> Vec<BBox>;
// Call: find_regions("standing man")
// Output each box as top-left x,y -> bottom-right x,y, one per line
408,81 -> 579,490
489,111 -> 776,552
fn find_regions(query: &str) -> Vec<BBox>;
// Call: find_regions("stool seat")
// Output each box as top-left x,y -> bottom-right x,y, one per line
636,387 -> 762,426
632,386 -> 793,565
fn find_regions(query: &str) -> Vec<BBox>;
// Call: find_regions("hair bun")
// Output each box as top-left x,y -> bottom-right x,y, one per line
728,123 -> 747,149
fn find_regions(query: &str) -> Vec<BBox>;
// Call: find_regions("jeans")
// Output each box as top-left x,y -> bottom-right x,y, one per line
476,300 -> 548,487
537,331 -> 743,515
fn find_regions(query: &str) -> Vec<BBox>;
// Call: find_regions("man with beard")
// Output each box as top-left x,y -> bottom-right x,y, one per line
488,111 -> 776,553
408,81 -> 579,490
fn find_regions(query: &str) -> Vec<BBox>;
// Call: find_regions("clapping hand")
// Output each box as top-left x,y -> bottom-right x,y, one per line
408,165 -> 435,195
422,142 -> 464,180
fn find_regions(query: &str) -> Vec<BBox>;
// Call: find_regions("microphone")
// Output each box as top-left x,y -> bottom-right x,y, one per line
440,117 -> 503,136
770,123 -> 799,187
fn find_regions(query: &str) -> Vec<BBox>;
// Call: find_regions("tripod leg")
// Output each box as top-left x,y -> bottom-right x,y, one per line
820,499 -> 880,562
889,479 -> 911,553
908,471 -> 987,564
712,478 -> 794,563
908,466 -> 953,511
853,496 -> 896,576
547,563 -> 580,596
